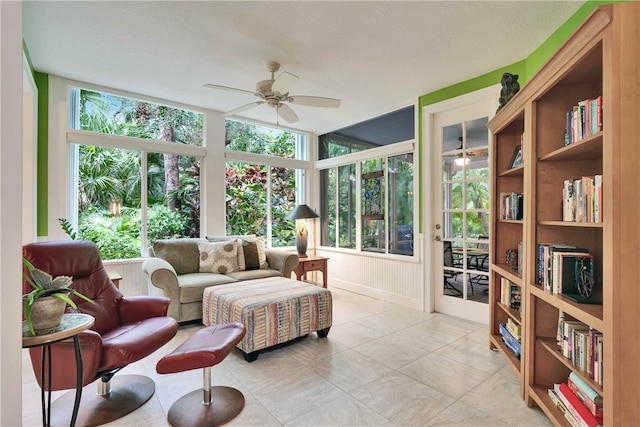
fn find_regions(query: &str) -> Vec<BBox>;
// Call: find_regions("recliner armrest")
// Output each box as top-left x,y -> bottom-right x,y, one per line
265,250 -> 299,277
119,295 -> 172,323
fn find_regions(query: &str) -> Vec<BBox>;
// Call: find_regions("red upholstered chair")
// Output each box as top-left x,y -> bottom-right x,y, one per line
23,240 -> 178,426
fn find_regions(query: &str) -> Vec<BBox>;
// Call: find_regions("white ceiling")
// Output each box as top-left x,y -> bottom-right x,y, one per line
23,1 -> 584,135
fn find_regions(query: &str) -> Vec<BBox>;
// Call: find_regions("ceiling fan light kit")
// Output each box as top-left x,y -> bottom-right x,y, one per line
205,61 -> 341,125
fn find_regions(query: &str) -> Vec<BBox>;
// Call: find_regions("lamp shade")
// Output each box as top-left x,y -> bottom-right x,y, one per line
286,204 -> 320,220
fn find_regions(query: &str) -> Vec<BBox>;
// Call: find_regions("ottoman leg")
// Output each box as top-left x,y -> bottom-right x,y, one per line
167,367 -> 244,427
317,327 -> 331,338
242,351 -> 259,363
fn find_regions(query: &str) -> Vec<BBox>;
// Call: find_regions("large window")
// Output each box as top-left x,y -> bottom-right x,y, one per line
68,88 -> 204,259
318,106 -> 415,256
225,120 -> 308,247
319,143 -> 415,256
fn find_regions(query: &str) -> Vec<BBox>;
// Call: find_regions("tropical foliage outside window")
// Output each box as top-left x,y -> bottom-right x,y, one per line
224,120 -> 304,247
71,89 -> 203,259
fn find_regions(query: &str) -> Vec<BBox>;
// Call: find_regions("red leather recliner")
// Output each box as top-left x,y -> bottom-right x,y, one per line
23,240 -> 178,426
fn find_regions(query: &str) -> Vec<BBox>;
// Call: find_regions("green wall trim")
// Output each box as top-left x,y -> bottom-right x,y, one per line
416,1 -> 617,234
34,71 -> 49,236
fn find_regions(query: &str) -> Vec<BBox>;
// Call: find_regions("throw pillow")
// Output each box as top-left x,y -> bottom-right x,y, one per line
198,240 -> 238,274
206,235 -> 256,271
153,238 -> 205,275
242,236 -> 268,270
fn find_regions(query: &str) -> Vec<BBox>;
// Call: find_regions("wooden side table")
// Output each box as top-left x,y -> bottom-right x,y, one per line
293,255 -> 329,288
23,313 -> 95,427
108,272 -> 122,289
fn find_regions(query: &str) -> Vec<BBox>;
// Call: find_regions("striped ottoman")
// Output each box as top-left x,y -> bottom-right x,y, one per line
202,277 -> 332,362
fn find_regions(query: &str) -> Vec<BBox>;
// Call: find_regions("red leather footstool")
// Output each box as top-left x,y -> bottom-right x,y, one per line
156,323 -> 246,427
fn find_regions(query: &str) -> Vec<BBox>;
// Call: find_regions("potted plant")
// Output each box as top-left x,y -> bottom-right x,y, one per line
22,258 -> 94,336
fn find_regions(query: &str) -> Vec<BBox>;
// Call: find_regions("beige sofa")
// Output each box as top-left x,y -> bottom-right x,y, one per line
141,236 -> 299,322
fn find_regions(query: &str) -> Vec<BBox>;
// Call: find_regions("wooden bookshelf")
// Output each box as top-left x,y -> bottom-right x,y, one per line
488,3 -> 640,425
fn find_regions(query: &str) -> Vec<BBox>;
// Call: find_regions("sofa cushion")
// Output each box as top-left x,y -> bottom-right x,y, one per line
153,238 -> 206,275
177,273 -> 237,303
242,237 -> 268,270
226,269 -> 282,281
206,235 -> 257,271
198,240 -> 238,274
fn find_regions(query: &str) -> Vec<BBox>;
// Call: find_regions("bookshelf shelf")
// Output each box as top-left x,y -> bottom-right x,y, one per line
538,221 -> 604,228
488,4 -> 640,425
499,165 -> 524,177
538,133 -> 603,162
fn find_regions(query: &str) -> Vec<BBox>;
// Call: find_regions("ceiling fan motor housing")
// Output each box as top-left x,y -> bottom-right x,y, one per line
256,79 -> 274,97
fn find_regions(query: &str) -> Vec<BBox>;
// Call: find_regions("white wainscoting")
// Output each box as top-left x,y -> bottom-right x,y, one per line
104,249 -> 426,313
316,247 -> 424,311
103,258 -> 148,297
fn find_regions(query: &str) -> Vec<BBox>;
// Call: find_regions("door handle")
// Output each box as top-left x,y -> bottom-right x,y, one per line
435,235 -> 442,242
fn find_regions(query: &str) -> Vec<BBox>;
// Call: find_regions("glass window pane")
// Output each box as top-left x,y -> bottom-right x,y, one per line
77,146 -> 143,260
320,169 -> 337,247
225,161 -> 267,237
443,211 -> 464,239
270,166 -> 296,248
338,165 -> 356,249
443,182 -> 464,210
78,89 -> 203,146
389,153 -> 413,255
148,153 -> 201,241
225,120 -> 298,159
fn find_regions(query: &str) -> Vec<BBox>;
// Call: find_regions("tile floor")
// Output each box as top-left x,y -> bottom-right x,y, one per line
22,287 -> 551,426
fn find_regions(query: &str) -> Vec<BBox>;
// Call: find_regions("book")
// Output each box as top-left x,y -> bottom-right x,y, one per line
568,374 -> 604,418
549,388 -> 580,427
553,250 -> 590,295
506,317 -> 521,342
556,383 -> 603,427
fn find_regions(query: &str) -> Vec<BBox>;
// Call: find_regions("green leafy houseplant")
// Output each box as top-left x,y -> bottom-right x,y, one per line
22,258 -> 94,336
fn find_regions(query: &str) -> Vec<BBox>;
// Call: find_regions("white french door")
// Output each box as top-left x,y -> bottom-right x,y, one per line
428,97 -> 495,324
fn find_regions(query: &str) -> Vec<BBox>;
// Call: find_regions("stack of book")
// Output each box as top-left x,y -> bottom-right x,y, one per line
548,372 -> 603,427
499,323 -> 521,358
565,96 -> 603,146
563,176 -> 603,223
557,312 -> 604,385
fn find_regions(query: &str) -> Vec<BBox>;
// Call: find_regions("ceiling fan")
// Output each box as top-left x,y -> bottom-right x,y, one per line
454,137 -> 488,165
204,61 -> 341,124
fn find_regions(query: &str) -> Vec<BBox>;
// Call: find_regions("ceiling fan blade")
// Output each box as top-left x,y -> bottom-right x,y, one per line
276,103 -> 299,124
271,72 -> 298,95
288,95 -> 341,108
203,83 -> 255,96
224,101 -> 264,117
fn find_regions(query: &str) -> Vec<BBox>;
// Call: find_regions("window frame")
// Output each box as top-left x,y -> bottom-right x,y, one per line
65,83 -> 207,258
316,139 -> 417,259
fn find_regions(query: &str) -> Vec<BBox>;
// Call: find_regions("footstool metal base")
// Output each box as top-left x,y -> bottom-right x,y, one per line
167,385 -> 244,427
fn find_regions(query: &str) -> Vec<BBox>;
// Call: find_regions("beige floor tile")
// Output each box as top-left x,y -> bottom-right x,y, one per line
307,349 -> 393,393
285,394 -> 393,427
399,351 -> 493,399
350,371 -> 456,425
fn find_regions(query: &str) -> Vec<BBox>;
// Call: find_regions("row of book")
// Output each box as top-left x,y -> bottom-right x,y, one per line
557,312 -> 604,386
536,243 -> 596,302
565,96 -> 603,146
499,192 -> 523,220
548,372 -> 603,427
499,277 -> 521,311
563,175 -> 603,223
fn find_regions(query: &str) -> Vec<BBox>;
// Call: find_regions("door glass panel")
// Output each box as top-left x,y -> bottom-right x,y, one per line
440,118 -> 490,303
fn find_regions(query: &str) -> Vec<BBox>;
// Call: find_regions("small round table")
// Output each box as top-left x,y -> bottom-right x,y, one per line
22,313 -> 95,427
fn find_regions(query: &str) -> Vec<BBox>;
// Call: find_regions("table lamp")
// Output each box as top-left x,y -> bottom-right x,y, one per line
286,204 -> 320,257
